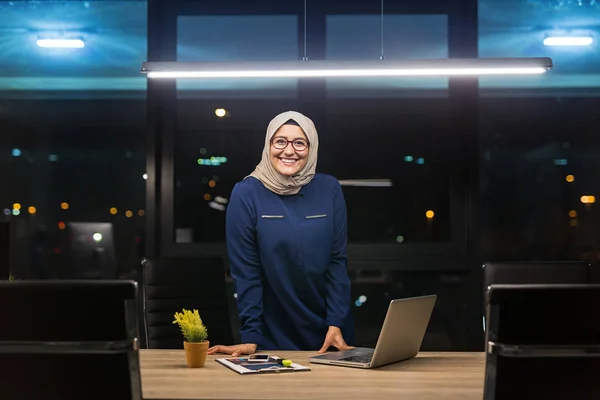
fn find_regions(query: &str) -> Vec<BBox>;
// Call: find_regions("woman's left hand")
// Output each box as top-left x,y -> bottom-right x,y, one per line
318,326 -> 354,353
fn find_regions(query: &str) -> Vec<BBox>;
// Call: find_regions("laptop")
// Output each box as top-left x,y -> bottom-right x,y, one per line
309,294 -> 437,369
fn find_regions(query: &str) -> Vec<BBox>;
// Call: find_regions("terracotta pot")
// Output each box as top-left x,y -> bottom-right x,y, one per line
184,340 -> 209,368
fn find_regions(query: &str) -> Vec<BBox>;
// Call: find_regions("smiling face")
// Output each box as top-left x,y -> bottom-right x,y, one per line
269,124 -> 310,177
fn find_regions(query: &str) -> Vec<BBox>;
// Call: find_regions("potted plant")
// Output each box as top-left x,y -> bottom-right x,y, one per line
172,308 -> 209,368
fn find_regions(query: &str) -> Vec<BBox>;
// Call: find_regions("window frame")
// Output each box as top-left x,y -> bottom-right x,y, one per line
146,0 -> 479,270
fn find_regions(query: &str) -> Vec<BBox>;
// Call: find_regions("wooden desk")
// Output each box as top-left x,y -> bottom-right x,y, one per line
140,350 -> 485,400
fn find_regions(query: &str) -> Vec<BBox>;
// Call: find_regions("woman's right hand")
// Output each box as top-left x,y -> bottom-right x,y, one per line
207,343 -> 257,357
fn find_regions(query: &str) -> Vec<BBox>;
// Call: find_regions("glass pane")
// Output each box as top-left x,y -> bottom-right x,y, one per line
1,101 -> 146,279
177,15 -> 298,98
480,97 -> 600,260
175,101 -> 299,243
0,1 -> 147,94
177,100 -> 452,244
479,0 -> 600,94
174,15 -> 300,243
322,14 -> 453,243
326,15 -> 449,97
0,1 -> 146,280
174,14 -> 455,245
320,99 -> 452,243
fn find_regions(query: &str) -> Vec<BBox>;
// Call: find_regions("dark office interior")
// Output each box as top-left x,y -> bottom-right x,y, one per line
1,0 -> 600,399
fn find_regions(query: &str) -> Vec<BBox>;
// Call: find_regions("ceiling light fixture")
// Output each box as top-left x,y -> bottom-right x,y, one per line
339,179 -> 393,187
141,58 -> 553,79
36,39 -> 85,48
141,0 -> 552,79
543,36 -> 593,46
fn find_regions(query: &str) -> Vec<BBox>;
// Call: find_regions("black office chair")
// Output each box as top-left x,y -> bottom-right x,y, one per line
0,280 -> 142,400
481,261 -> 590,332
483,284 -> 600,400
483,261 -> 591,288
141,257 -> 234,349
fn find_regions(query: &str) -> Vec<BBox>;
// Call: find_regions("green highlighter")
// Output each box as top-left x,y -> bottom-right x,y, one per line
273,356 -> 293,367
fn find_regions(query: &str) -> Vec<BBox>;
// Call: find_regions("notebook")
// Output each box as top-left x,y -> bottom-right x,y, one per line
216,355 -> 311,375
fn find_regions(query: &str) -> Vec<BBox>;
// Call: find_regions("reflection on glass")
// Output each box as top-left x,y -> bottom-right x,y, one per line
174,14 -> 302,242
174,100 -> 300,243
0,1 -> 147,93
479,97 -> 600,261
176,15 -> 299,98
320,99 -> 452,243
479,0 -> 600,92
175,100 -> 453,244
2,117 -> 146,279
174,14 -> 454,245
326,15 -> 449,97
0,1 -> 146,281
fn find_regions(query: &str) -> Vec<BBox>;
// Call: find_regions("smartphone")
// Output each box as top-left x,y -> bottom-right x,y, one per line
247,354 -> 270,362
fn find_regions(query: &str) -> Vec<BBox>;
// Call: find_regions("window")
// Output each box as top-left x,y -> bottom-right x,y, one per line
479,0 -> 600,94
478,0 -> 600,261
174,15 -> 300,243
322,14 -> 454,243
168,3 -> 477,353
320,100 -> 453,243
1,1 -> 147,280
176,15 -> 298,98
479,98 -> 600,260
326,15 -> 449,97
172,13 -> 460,246
1,101 -> 146,279
0,1 -> 147,95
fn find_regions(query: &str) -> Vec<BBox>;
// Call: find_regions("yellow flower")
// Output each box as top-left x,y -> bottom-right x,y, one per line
173,308 -> 208,343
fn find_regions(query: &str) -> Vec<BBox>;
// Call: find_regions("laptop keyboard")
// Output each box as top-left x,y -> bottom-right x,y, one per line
339,353 -> 373,363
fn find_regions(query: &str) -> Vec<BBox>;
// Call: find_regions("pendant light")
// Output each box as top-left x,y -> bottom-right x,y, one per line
141,0 -> 553,79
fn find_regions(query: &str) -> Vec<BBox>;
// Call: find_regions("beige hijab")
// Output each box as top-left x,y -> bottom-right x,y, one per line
248,111 -> 319,195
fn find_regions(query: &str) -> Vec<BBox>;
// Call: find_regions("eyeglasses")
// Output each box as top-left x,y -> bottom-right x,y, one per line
271,137 -> 309,151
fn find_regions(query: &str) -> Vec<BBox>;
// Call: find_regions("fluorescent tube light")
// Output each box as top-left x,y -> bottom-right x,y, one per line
339,179 -> 393,187
37,39 -> 85,48
543,37 -> 593,46
140,58 -> 553,79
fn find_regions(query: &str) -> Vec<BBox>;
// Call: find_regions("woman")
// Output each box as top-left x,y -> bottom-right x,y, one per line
207,110 -> 354,357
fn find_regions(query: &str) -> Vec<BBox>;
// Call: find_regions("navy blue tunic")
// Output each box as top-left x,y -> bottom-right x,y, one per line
225,173 -> 354,350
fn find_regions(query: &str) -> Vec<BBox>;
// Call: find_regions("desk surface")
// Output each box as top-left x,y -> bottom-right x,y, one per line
140,350 -> 485,400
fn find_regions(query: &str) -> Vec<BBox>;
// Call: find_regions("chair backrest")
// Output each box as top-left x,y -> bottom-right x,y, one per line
0,280 -> 142,400
485,284 -> 600,345
483,261 -> 591,288
481,261 -> 591,334
483,284 -> 600,400
142,257 -> 233,349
